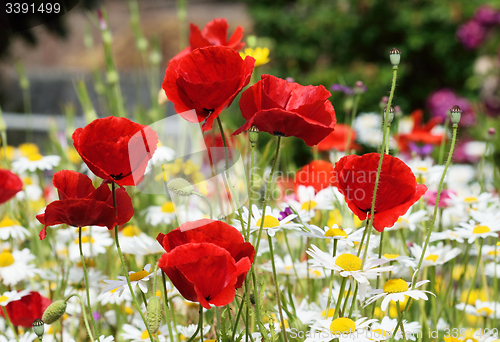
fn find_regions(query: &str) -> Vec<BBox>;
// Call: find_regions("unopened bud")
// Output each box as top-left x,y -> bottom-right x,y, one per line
167,178 -> 194,197
384,106 -> 395,124
249,126 -> 259,146
136,37 -> 148,52
450,105 -> 461,125
32,319 -> 44,338
394,105 -> 402,118
379,96 -> 389,109
146,296 -> 162,334
488,127 -> 495,136
389,48 -> 401,67
42,300 -> 67,324
106,71 -> 119,85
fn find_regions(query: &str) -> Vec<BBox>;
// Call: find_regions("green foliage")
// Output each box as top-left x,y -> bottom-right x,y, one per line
245,0 -> 489,114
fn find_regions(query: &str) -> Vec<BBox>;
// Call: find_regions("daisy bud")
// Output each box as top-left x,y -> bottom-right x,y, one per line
450,105 -> 461,125
167,178 -> 194,196
146,296 -> 162,334
384,106 -> 395,124
32,319 -> 44,338
42,300 -> 67,324
248,125 -> 259,146
389,47 -> 401,66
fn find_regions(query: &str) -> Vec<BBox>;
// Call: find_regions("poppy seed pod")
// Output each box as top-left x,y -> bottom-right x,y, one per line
32,319 -> 44,338
450,105 -> 462,125
42,300 -> 67,324
146,296 -> 162,334
389,47 -> 401,66
248,126 -> 259,146
167,178 -> 194,197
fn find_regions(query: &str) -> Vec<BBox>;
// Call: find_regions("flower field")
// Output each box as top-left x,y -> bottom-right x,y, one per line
0,2 -> 499,342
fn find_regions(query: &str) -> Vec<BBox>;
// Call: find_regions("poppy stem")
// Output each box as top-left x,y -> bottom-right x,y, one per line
111,183 -> 155,342
458,238 -> 484,326
65,293 -> 95,342
267,233 -> 289,342
78,226 -> 99,338
162,272 -> 177,342
0,305 -> 19,342
186,304 -> 203,342
246,137 -> 257,242
191,191 -> 213,219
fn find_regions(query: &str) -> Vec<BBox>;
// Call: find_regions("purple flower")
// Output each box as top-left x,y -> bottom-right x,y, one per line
408,142 -> 434,157
426,89 -> 476,127
456,20 -> 487,49
330,84 -> 354,95
474,5 -> 500,26
279,207 -> 293,221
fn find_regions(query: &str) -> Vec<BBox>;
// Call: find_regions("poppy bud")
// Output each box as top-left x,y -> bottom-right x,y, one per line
450,105 -> 461,125
42,300 -> 67,324
384,106 -> 395,124
389,47 -> 401,67
146,296 -> 162,334
167,178 -> 194,197
32,319 -> 44,338
248,126 -> 259,146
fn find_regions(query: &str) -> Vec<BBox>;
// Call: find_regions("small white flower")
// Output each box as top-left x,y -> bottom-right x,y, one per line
144,202 -> 177,226
0,249 -> 39,286
364,279 -> 434,311
0,289 -> 30,306
368,317 -> 421,341
454,218 -> 500,243
306,317 -> 377,342
233,205 -> 300,237
385,210 -> 428,232
66,227 -> 114,261
0,215 -> 30,241
286,185 -> 334,216
102,264 -> 155,297
177,324 -> 211,340
455,299 -> 500,319
409,242 -> 461,268
119,225 -> 164,256
12,154 -> 60,173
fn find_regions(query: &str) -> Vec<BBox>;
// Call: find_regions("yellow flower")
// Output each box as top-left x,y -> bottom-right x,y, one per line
0,146 -> 15,161
240,47 -> 270,67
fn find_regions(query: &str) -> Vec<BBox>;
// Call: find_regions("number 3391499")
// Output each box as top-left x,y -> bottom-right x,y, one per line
6,3 -> 61,14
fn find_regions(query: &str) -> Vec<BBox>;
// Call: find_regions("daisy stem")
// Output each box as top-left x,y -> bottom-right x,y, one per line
458,237 -> 484,326
112,184 -> 155,342
78,226 -> 99,338
162,272 -> 177,342
65,293 -> 95,342
325,240 -> 338,318
267,233 -> 289,342
396,301 -> 407,342
1,305 -> 19,342
452,243 -> 470,319
246,136 -> 257,242
333,277 -> 347,319
371,229 -> 385,317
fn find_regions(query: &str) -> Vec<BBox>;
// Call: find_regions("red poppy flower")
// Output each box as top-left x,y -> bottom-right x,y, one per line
316,124 -> 361,152
0,291 -> 51,327
294,160 -> 336,194
394,109 -> 444,152
163,46 -> 255,132
173,18 -> 245,59
157,219 -> 255,309
36,170 -> 134,240
0,169 -> 23,204
72,116 -> 158,186
233,75 -> 337,146
333,153 -> 427,232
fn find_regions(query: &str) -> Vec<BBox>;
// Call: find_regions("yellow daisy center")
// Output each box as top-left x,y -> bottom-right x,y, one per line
396,217 -> 409,224
477,307 -> 493,316
161,201 -> 175,213
141,330 -> 150,340
124,306 -> 134,315
464,197 -> 478,204
18,143 -> 39,157
330,317 -> 356,334
28,153 -> 43,161
321,308 -> 335,318
74,236 -> 95,244
383,279 -> 409,293
335,254 -> 362,271
129,270 -> 150,282
324,227 -> 347,238
372,329 -> 391,338
310,269 -> 322,277
473,225 -> 490,234
0,216 -> 20,228
256,215 -> 280,228
122,225 -> 142,237
0,146 -> 15,160
22,177 -> 33,185
383,253 -> 399,259
425,254 -> 439,263
0,251 -> 15,267
0,295 -> 9,303
301,201 -> 317,210
416,166 -> 428,172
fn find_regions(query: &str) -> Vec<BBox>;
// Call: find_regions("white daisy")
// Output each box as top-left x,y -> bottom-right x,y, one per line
308,245 -> 394,284
364,279 -> 434,311
429,229 -> 464,243
454,218 -> 500,243
380,253 -> 416,269
286,185 -> 334,217
145,145 -> 176,174
95,336 -> 115,342
408,242 -> 461,268
403,157 -> 444,187
121,322 -> 168,342
11,154 -> 60,173
260,255 -> 325,279
102,264 -> 155,296
0,289 -> 31,306
177,324 -> 211,340
455,299 -> 500,319
368,317 -> 421,341
66,227 -> 114,261
384,210 -> 428,232
144,202 -> 177,226
234,205 -> 300,237
119,225 -> 164,256
297,224 -> 362,247
0,215 -> 30,241
306,317 -> 377,342
353,112 -> 396,149
0,249 -> 39,286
